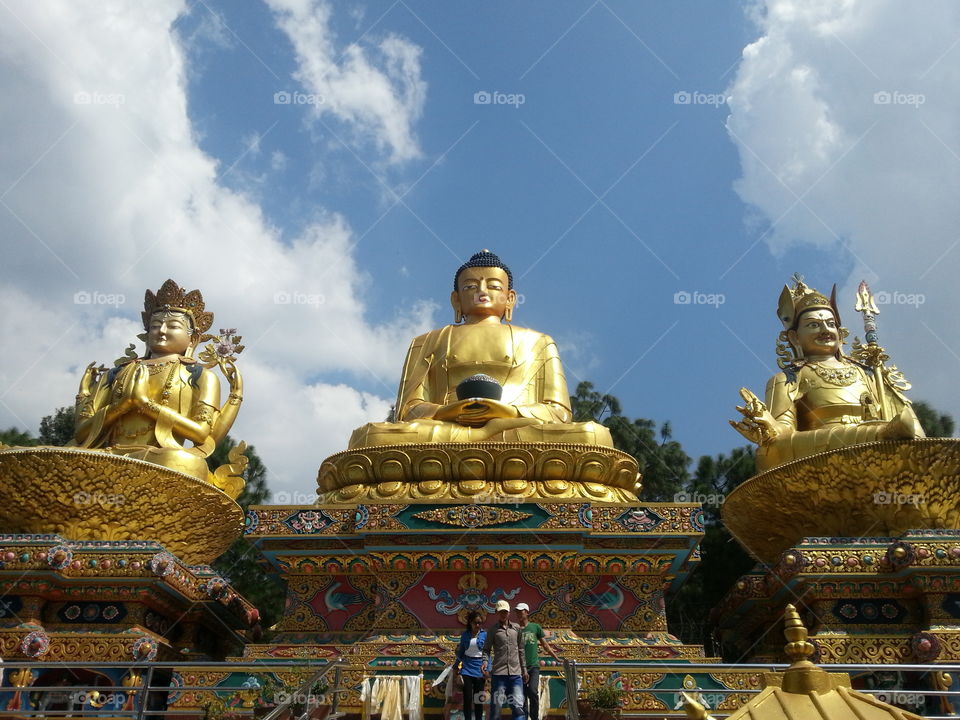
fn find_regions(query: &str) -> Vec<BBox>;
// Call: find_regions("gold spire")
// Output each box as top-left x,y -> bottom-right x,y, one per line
783,603 -> 815,664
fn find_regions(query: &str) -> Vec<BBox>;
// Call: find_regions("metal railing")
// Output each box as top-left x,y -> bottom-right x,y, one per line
2,658 -> 959,719
564,660 -> 960,719
0,658 -> 346,719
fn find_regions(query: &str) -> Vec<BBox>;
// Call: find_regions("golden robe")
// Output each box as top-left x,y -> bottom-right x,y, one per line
757,358 -> 924,472
73,358 -> 220,481
349,324 -> 612,447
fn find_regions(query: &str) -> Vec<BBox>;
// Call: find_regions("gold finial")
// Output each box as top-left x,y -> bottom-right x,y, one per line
783,604 -> 815,663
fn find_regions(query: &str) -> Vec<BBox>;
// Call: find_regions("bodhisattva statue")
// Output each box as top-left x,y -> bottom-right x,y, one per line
349,250 -> 612,447
72,279 -> 246,494
731,275 -> 924,472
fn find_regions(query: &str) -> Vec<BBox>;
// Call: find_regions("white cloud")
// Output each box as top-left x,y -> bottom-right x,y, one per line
0,0 -> 433,498
727,0 -> 960,420
265,0 -> 427,164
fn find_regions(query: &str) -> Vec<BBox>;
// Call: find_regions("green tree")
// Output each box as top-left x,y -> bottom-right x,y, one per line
207,437 -> 286,630
0,427 -> 38,446
38,407 -> 75,445
668,447 -> 757,651
570,381 -> 689,501
913,400 -> 955,438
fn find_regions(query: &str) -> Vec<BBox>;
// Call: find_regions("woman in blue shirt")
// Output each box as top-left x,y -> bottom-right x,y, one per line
456,611 -> 487,720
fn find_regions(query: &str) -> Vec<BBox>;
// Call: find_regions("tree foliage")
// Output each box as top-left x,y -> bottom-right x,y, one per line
207,437 -> 286,630
0,427 -> 37,446
570,381 -> 689,501
667,447 -> 758,653
913,400 -> 956,438
39,407 -> 75,445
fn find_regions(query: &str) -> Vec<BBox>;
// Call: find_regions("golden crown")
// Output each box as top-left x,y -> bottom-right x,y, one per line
777,274 -> 838,330
142,279 -> 213,335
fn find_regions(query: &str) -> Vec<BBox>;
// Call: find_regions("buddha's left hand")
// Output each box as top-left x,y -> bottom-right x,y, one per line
433,398 -> 520,426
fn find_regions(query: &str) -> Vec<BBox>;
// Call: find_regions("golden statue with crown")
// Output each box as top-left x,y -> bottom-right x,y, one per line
318,250 -> 641,503
723,275 -> 960,564
0,280 -> 247,564
730,274 -> 923,472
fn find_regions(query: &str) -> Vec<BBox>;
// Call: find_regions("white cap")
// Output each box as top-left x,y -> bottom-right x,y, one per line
496,599 -> 510,612
515,602 -> 530,611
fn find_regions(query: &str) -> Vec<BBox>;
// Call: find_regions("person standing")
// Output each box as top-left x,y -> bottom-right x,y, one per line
456,610 -> 488,720
482,600 -> 526,720
514,602 -> 562,720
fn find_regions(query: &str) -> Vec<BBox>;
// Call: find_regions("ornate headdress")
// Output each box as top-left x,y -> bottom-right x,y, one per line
777,273 -> 839,330
142,279 -> 214,337
454,249 -> 513,290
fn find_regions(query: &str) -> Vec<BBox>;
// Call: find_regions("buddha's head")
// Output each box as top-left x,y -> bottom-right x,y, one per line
451,250 -> 517,324
146,310 -> 195,357
778,275 -> 845,360
788,308 -> 841,359
140,280 -> 213,357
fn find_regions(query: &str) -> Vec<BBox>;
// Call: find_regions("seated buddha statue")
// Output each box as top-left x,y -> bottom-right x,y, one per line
349,250 -> 612,447
731,276 -> 924,472
71,280 -> 244,491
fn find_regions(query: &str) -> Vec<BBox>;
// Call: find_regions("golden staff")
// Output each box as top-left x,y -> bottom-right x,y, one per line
854,281 -> 887,421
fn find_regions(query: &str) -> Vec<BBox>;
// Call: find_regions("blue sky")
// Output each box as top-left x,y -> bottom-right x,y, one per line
2,1 -> 957,496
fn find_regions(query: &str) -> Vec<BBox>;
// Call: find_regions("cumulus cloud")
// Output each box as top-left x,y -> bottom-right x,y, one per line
727,0 -> 960,419
0,0 -> 432,497
266,0 -> 427,164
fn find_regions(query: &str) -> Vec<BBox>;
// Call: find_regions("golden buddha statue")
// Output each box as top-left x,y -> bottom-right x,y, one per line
349,250 -> 612,447
731,275 -> 924,472
72,279 -> 245,494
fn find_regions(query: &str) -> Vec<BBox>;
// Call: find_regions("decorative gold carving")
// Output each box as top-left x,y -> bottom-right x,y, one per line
317,442 -> 641,503
411,505 -> 532,527
0,448 -> 243,564
722,438 -> 960,563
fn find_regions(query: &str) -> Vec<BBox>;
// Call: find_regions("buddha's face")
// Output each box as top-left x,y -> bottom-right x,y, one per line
789,308 -> 840,358
147,310 -> 194,357
451,266 -> 516,323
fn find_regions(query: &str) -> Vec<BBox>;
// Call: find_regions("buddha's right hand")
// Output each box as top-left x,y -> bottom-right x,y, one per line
730,387 -> 780,445
79,362 -> 101,396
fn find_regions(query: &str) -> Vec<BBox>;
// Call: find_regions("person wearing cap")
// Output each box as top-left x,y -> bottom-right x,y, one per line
482,599 -> 526,720
514,602 -> 562,720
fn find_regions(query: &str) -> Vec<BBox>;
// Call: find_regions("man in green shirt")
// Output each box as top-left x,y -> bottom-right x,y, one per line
514,602 -> 562,720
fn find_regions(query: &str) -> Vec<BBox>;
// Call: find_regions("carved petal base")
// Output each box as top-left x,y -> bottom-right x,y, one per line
0,447 -> 244,565
722,438 -> 960,563
316,442 -> 642,503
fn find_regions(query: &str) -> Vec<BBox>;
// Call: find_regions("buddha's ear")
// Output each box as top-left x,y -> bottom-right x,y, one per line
450,291 -> 463,324
504,289 -> 517,323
